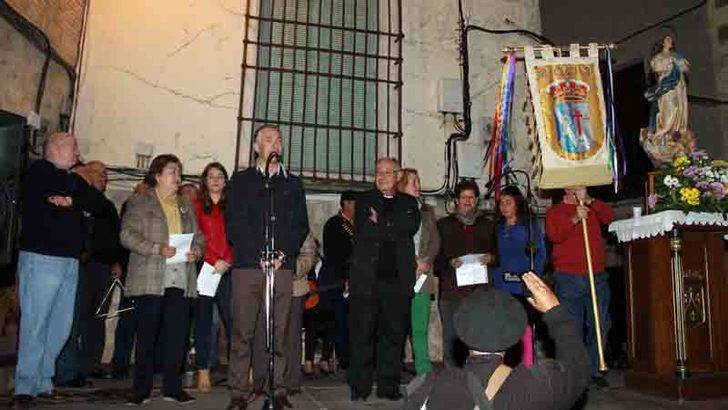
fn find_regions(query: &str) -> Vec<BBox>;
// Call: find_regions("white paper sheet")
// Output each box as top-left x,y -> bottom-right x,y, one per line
196,262 -> 222,297
456,253 -> 488,287
414,274 -> 428,293
166,233 -> 194,265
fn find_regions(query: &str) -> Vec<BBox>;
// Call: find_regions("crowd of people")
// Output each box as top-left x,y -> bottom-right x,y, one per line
10,125 -> 615,410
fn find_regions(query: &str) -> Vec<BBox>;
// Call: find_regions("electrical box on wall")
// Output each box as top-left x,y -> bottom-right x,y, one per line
438,79 -> 463,114
456,139 -> 485,178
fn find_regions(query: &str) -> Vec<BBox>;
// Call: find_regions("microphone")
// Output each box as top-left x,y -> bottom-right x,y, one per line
264,152 -> 280,179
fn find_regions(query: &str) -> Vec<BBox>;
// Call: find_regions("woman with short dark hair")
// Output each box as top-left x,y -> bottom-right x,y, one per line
121,154 -> 205,405
192,162 -> 232,392
435,180 -> 497,367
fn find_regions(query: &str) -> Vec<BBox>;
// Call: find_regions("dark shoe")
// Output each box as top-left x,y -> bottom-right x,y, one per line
112,367 -> 130,380
125,394 -> 151,406
36,390 -> 59,400
350,389 -> 369,402
55,377 -> 91,388
377,389 -> 403,401
272,394 -> 292,410
10,395 -> 33,409
227,396 -> 248,410
590,377 -> 610,390
163,391 -> 196,404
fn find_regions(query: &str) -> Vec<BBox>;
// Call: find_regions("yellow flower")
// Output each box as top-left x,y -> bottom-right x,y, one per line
712,159 -> 728,167
673,155 -> 690,169
679,187 -> 700,206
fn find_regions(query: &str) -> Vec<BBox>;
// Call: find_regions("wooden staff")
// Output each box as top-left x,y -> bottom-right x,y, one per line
580,200 -> 608,372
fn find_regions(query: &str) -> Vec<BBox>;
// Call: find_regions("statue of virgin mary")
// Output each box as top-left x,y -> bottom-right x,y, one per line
640,34 -> 696,165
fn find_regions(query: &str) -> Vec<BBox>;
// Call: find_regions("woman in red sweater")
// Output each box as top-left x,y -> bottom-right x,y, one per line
193,162 -> 233,392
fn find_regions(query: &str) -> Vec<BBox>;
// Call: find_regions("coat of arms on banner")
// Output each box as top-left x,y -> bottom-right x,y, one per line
525,44 -> 612,189
549,77 -> 600,158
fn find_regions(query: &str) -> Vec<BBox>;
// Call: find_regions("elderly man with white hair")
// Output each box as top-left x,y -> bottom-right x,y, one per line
224,125 -> 309,410
12,133 -> 107,409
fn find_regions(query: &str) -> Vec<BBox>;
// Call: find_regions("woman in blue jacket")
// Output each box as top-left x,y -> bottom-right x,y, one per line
493,185 -> 547,367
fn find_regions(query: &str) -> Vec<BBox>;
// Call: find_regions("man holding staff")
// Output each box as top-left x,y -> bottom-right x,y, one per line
545,185 -> 614,388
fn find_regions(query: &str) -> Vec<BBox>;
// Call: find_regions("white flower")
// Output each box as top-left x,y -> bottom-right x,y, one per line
663,175 -> 681,189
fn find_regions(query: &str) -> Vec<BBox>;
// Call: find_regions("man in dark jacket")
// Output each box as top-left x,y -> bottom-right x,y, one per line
56,161 -> 123,386
12,133 -> 108,408
348,158 -> 420,401
319,190 -> 356,370
225,125 -> 309,410
405,273 -> 590,410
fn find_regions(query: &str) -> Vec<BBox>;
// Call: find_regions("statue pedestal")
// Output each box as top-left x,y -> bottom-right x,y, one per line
610,215 -> 728,400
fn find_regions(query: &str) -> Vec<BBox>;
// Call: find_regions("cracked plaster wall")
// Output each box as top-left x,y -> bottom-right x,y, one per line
75,0 -> 541,189
73,0 -> 243,174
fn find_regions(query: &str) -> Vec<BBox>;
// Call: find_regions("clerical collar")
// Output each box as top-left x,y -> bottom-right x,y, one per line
256,160 -> 288,178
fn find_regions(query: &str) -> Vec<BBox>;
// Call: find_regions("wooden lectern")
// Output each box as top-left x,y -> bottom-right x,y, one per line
623,225 -> 728,400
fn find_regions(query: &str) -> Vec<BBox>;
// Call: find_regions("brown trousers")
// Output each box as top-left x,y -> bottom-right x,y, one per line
229,269 -> 292,395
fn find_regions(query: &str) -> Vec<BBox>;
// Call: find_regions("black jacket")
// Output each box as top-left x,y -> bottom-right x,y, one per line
405,304 -> 590,410
225,167 -> 309,270
20,160 -> 109,258
349,189 -> 420,297
84,195 -> 123,265
319,213 -> 355,290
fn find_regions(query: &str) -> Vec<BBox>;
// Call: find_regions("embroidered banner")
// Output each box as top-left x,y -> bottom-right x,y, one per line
525,44 -> 612,189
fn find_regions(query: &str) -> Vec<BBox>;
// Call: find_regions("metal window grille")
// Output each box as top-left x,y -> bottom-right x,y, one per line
237,0 -> 403,182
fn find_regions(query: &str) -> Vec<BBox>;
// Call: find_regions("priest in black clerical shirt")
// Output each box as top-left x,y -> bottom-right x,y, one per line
347,158 -> 420,402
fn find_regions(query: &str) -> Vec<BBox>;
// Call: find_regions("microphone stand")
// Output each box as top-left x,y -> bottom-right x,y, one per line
261,153 -> 280,410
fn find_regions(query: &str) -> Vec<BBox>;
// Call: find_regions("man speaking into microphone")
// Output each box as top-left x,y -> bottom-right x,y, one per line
225,125 -> 309,409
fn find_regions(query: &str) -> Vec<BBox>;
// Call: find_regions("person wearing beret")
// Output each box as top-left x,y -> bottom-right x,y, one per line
404,273 -> 590,410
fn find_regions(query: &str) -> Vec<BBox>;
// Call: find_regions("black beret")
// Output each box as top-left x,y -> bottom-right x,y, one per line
454,288 -> 527,352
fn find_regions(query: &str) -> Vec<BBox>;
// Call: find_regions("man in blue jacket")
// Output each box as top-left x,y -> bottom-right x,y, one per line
225,125 -> 309,410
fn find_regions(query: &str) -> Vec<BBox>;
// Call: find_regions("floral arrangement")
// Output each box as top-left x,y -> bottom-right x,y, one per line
648,150 -> 728,213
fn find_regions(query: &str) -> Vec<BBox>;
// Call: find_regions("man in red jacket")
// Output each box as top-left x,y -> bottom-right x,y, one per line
545,185 -> 614,388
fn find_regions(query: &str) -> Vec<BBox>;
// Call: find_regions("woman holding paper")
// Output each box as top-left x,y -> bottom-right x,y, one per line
120,154 -> 205,405
435,180 -> 497,367
493,185 -> 547,367
398,169 -> 439,376
192,162 -> 233,393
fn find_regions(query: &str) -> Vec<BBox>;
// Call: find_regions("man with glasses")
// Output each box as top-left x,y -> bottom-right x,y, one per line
347,158 -> 420,402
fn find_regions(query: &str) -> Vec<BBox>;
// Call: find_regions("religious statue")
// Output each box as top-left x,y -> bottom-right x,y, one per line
640,34 -> 696,165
